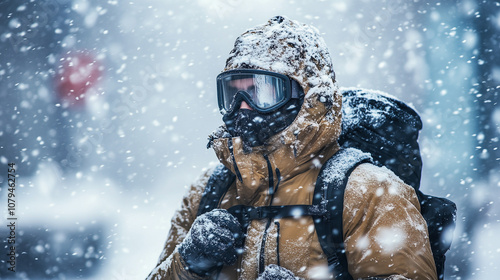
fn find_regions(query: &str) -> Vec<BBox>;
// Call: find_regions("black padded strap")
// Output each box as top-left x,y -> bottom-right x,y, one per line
196,164 -> 236,217
313,148 -> 372,280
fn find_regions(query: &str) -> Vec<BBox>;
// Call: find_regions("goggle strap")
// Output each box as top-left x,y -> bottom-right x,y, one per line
291,79 -> 304,99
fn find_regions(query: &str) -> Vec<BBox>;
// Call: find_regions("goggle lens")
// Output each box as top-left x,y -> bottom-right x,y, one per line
218,71 -> 290,114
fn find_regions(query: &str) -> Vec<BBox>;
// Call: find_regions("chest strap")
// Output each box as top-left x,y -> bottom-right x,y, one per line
227,204 -> 328,230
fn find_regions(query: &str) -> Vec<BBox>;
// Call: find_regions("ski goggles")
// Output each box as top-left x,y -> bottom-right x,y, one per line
217,69 -> 303,114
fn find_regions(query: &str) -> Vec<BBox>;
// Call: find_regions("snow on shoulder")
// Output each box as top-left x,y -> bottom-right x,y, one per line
321,147 -> 372,186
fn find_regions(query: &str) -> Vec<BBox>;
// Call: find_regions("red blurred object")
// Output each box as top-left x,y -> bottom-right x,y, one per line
55,50 -> 103,108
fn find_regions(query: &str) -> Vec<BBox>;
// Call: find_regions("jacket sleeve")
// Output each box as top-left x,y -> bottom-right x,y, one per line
342,163 -> 438,280
146,171 -> 211,280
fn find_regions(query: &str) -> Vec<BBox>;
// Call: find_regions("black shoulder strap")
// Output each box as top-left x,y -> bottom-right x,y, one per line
313,148 -> 372,280
196,164 -> 236,217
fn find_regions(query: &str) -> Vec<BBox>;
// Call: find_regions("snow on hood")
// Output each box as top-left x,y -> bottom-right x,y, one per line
209,16 -> 340,144
224,15 -> 337,98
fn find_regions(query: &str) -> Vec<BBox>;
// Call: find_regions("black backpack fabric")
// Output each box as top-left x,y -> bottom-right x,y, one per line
196,88 -> 456,280
339,88 -> 423,190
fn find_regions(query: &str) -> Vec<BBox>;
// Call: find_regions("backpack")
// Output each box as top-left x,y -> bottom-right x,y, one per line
197,88 -> 456,280
339,88 -> 456,279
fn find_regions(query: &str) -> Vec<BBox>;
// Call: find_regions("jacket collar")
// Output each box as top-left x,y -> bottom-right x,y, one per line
209,91 -> 341,206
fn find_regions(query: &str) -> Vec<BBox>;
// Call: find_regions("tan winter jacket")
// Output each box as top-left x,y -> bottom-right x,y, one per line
147,16 -> 437,280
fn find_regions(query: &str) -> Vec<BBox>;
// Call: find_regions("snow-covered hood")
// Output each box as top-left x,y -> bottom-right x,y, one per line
208,16 -> 341,203
223,15 -> 337,99
210,15 -> 341,150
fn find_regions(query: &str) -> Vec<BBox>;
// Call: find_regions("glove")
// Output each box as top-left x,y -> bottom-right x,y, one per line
178,209 -> 244,276
257,264 -> 303,280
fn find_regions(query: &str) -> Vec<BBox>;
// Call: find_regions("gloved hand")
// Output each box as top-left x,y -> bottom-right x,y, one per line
178,209 -> 244,276
257,264 -> 303,280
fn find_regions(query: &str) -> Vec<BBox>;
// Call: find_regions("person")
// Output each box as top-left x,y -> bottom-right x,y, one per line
147,16 -> 437,280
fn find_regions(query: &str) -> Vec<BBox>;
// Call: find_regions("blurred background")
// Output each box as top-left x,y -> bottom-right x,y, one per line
0,0 -> 498,279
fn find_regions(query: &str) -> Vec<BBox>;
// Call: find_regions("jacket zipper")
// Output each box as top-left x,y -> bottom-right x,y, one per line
259,154 -> 281,274
275,221 -> 281,267
228,138 -> 243,182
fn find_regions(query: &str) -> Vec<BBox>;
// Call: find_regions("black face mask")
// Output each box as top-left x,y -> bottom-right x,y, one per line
223,98 -> 303,148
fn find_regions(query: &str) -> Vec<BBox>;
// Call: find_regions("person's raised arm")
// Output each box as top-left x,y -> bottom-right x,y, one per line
146,170 -> 243,280
146,172 -> 207,280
